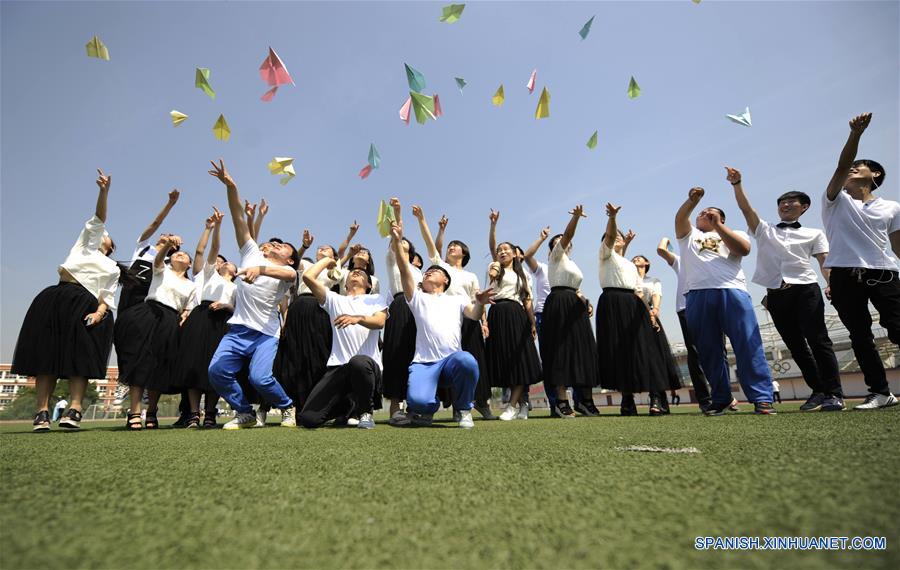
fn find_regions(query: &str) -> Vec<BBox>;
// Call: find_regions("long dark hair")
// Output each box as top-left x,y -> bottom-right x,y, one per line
493,241 -> 531,303
447,239 -> 471,267
344,247 -> 376,276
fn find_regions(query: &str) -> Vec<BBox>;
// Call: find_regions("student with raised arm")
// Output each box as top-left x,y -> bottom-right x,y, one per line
297,253 -> 389,430
412,207 -> 496,420
821,113 -> 900,410
115,231 -> 195,430
13,169 -> 120,432
336,243 -> 381,295
205,159 -> 300,430
727,166 -> 844,412
655,237 -> 713,412
390,223 -> 493,428
173,208 -> 238,428
536,205 -> 600,418
596,203 -> 667,415
675,187 -> 775,415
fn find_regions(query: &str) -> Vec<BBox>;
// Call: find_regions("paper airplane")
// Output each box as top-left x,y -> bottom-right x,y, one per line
526,69 -> 537,94
410,91 -> 437,124
170,110 -> 188,127
268,157 -> 296,185
405,63 -> 427,92
693,0 -> 702,4
85,36 -> 110,60
368,144 -> 381,169
195,68 -> 215,100
587,130 -> 598,149
579,16 -> 595,40
259,47 -> 294,101
433,94 -> 443,117
725,107 -> 752,127
455,77 -> 467,92
261,86 -> 278,102
359,165 -> 374,179
376,199 -> 398,237
627,76 -> 641,99
492,84 -> 505,106
399,96 -> 412,124
535,87 -> 550,119
440,4 -> 465,23
212,114 -> 230,141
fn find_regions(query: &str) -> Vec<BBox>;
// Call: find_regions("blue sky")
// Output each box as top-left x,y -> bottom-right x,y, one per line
2,0 -> 898,362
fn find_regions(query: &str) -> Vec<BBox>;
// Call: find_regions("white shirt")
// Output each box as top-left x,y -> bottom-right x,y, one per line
525,262 -> 550,312
196,263 -> 237,305
487,265 -> 531,305
548,242 -> 583,289
55,399 -> 68,410
430,255 -> 480,301
636,276 -> 663,308
677,227 -> 749,291
58,215 -> 121,310
822,190 -> 900,270
385,249 -> 423,297
407,290 -> 470,363
227,240 -> 292,337
598,242 -> 638,290
296,259 -> 339,296
669,256 -> 688,312
752,220 -> 829,289
146,266 -> 196,312
322,291 -> 387,369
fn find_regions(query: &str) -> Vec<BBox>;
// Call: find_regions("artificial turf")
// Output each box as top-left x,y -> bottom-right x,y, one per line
1,403 -> 898,570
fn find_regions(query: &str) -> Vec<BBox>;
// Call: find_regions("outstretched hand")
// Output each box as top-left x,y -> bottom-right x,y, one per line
244,200 -> 257,218
539,226 -> 551,240
489,209 -> 500,224
569,204 -> 587,218
212,207 -> 224,225
96,169 -> 111,192
390,223 -> 403,241
849,113 -> 872,134
302,229 -> 314,248
725,166 -> 742,185
438,215 -> 448,230
348,220 -> 359,234
475,287 -> 495,305
688,187 -> 705,203
168,188 -> 180,203
208,159 -> 236,188
605,202 -> 621,217
259,198 -> 269,217
623,229 -> 636,244
411,205 -> 424,220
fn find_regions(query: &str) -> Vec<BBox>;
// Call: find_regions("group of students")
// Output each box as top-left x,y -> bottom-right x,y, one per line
12,112 -> 900,432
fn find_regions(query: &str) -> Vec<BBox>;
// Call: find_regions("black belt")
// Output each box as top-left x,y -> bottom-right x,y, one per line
550,286 -> 576,292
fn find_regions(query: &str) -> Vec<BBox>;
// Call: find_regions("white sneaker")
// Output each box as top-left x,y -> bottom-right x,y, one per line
357,413 -> 375,429
499,404 -> 518,421
458,410 -> 475,429
516,404 -> 529,420
223,412 -> 257,430
112,382 -> 129,405
255,406 -> 267,427
854,393 -> 899,410
280,406 -> 296,427
347,417 -> 360,427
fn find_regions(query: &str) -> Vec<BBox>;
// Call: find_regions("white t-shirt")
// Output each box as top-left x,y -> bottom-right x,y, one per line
227,240 -> 292,337
146,266 -> 196,313
385,249 -> 423,297
752,220 -> 829,289
677,227 -> 749,291
822,190 -> 900,270
636,276 -> 663,309
193,263 -> 237,306
430,255 -> 480,301
599,242 -> 638,290
58,215 -> 121,310
526,262 -> 550,312
548,242 -> 583,289
669,256 -> 688,312
487,265 -> 532,305
55,399 -> 68,411
322,291 -> 387,369
407,290 -> 470,363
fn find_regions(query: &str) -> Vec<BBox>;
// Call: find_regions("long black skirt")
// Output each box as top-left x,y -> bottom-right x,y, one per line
595,288 -> 667,394
381,292 -> 417,400
463,318 -> 493,403
114,300 -> 180,393
540,287 -> 599,388
273,294 -> 333,405
486,300 -> 542,387
172,301 -> 231,392
654,319 -> 683,390
11,282 -> 115,379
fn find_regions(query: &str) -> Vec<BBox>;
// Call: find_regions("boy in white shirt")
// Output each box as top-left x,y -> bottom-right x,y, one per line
822,113 -> 900,410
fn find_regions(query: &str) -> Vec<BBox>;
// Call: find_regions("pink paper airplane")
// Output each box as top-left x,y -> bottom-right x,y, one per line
433,94 -> 443,117
399,96 -> 411,124
526,69 -> 537,94
261,86 -> 278,102
259,47 -> 294,101
359,165 -> 373,179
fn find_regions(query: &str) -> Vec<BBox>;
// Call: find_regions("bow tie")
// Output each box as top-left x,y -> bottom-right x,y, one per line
776,221 -> 801,229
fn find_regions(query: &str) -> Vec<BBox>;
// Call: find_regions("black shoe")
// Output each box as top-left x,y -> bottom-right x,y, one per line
33,410 -> 51,432
649,395 -> 664,416
704,401 -> 731,416
549,403 -> 563,418
554,400 -> 576,418
59,408 -> 82,429
620,395 -> 638,416
574,401 -> 600,417
171,412 -> 191,428
800,392 -> 826,412
186,412 -> 201,429
474,404 -> 498,420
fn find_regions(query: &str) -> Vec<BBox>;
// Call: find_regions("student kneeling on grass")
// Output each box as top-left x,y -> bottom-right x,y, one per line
389,220 -> 495,429
298,257 -> 388,429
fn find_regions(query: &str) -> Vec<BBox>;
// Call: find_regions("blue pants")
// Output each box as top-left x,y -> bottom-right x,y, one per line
685,289 -> 773,404
208,325 -> 293,414
407,352 -> 479,414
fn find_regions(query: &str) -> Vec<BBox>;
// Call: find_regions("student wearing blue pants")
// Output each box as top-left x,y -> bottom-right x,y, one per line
675,186 -> 776,415
390,209 -> 495,428
205,159 -> 301,429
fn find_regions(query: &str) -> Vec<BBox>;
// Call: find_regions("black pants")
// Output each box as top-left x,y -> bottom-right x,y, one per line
830,268 -> 900,395
677,310 -> 712,406
766,283 -> 842,396
298,356 -> 380,428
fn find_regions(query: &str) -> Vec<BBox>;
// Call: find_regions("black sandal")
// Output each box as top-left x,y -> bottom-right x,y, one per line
126,412 -> 143,431
203,411 -> 217,428
145,410 -> 159,430
186,412 -> 201,429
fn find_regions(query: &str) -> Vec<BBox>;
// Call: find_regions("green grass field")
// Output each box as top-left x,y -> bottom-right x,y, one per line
2,403 -> 898,569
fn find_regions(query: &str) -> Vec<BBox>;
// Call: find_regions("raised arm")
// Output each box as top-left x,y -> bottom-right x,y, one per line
488,209 -> 499,261
154,235 -> 177,270
656,237 -> 677,266
675,187 -> 704,239
298,229 -> 313,260
244,201 -> 257,241
193,211 -> 217,275
253,198 -> 268,242
463,287 -> 494,321
726,166 -> 760,233
705,210 -> 751,257
390,223 -> 417,302
94,169 -> 111,222
560,204 -> 587,250
390,197 -> 403,230
208,159 -> 252,249
826,113 -> 872,201
139,189 -> 180,242
207,208 -> 225,267
523,226 -> 550,272
339,243 -> 362,268
302,257 -> 338,305
603,203 -> 621,249
435,215 -> 448,258
412,205 -> 439,261
336,221 -> 359,260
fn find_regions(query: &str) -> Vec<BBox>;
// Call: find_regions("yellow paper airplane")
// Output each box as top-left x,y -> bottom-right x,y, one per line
169,110 -> 188,127
213,114 -> 230,141
85,36 -> 109,61
268,157 -> 296,185
492,84 -> 505,106
535,87 -> 550,119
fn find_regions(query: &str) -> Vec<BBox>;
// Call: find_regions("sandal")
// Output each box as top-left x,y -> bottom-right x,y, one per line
186,412 -> 201,429
126,412 -> 143,431
59,408 -> 83,429
145,410 -> 159,430
203,412 -> 217,428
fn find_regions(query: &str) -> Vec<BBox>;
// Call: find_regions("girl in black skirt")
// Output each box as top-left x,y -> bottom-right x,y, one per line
173,209 -> 237,428
12,170 -> 119,431
273,229 -> 339,408
633,254 -> 683,414
596,203 -> 668,415
536,205 -> 600,418
114,235 -> 196,429
486,241 -> 542,420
